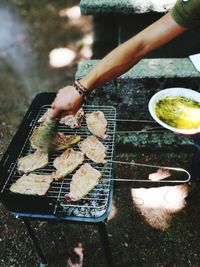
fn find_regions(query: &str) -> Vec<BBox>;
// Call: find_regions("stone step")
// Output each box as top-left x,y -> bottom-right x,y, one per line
76,58 -> 200,119
76,58 -> 200,80
80,0 -> 176,15
80,1 -> 200,59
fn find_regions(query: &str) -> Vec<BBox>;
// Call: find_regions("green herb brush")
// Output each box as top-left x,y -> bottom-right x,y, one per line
30,119 -> 60,153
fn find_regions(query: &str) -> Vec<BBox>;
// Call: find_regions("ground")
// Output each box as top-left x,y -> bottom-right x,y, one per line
1,1 -> 200,267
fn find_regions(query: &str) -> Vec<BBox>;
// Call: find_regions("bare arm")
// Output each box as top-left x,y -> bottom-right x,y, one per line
51,12 -> 187,118
80,13 -> 187,90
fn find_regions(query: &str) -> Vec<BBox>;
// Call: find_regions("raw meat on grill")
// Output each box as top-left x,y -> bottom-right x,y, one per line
148,168 -> 171,181
52,148 -> 84,180
78,136 -> 107,163
17,150 -> 49,173
65,163 -> 102,201
10,173 -> 53,196
86,111 -> 108,139
60,108 -> 85,128
38,108 -> 85,128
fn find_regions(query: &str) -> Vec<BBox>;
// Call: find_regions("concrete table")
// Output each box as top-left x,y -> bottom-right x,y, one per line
80,0 -> 200,58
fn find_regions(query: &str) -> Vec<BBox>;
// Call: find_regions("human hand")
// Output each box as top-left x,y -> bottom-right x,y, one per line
50,86 -> 84,119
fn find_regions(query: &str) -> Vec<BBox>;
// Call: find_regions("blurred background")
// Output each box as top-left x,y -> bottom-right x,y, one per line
0,0 -> 92,154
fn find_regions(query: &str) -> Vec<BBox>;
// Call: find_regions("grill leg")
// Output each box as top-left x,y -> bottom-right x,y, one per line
98,221 -> 114,267
22,219 -> 48,266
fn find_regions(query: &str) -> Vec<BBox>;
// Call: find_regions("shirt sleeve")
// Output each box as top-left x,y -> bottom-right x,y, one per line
170,0 -> 200,29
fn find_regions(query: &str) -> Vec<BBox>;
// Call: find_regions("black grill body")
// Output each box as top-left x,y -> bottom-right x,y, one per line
0,93 -> 116,223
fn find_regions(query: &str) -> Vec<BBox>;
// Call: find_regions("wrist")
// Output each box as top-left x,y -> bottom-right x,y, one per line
73,80 -> 90,99
78,77 -> 94,92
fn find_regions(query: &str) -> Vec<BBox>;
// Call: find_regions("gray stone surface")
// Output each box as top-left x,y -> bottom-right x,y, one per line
76,58 -> 200,80
76,58 -> 200,129
80,0 -> 176,15
116,131 -> 193,150
120,58 -> 200,79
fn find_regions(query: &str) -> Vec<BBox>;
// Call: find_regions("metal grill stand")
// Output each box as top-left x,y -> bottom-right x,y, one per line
0,94 -> 116,267
21,217 -> 114,267
22,218 -> 48,267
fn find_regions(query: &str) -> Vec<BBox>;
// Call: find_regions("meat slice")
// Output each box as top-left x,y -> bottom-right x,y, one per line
38,108 -> 85,129
148,168 -> 171,181
65,163 -> 102,201
60,108 -> 85,128
52,132 -> 80,151
78,136 -> 106,164
17,150 -> 48,173
52,148 -> 84,180
86,111 -> 108,139
10,173 -> 53,196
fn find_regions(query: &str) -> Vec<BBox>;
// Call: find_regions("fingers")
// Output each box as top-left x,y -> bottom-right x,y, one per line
50,85 -> 84,119
50,105 -> 74,119
49,107 -> 62,120
61,110 -> 74,116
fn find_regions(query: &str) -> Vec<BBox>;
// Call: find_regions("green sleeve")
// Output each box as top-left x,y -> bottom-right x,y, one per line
170,0 -> 200,29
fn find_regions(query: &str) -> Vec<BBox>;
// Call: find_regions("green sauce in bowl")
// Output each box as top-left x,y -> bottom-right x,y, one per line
155,96 -> 200,129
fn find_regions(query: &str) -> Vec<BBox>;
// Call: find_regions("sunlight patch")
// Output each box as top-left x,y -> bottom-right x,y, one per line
131,184 -> 189,230
82,34 -> 93,46
108,202 -> 117,221
80,46 -> 92,59
129,0 -> 175,13
66,243 -> 84,267
49,48 -> 76,68
59,6 -> 81,19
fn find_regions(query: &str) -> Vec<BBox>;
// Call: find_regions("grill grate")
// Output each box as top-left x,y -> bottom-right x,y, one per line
2,105 -> 116,220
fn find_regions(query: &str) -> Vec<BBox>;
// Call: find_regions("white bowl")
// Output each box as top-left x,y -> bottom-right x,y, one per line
148,87 -> 200,135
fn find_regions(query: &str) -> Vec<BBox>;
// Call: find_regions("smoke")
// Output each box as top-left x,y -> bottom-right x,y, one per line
0,3 -> 43,98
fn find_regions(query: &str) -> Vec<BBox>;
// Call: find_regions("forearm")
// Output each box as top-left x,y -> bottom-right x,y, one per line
80,35 -> 144,90
80,13 -> 186,91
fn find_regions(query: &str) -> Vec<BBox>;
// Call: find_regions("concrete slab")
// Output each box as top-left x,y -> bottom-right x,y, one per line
76,58 -> 200,117
80,0 -> 176,15
76,58 -> 200,81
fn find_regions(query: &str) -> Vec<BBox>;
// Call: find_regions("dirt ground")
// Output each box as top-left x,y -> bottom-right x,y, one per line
1,1 -> 200,267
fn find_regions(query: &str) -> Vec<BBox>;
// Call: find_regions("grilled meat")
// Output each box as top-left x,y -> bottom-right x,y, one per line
10,173 -> 53,196
60,108 -> 85,128
38,108 -> 85,129
78,135 -> 106,164
52,132 -> 80,151
86,111 -> 108,139
17,150 -> 48,173
52,148 -> 84,180
65,163 -> 102,201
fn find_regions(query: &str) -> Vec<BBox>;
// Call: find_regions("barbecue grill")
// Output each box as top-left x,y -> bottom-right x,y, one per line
0,93 -> 192,267
0,93 -> 116,267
